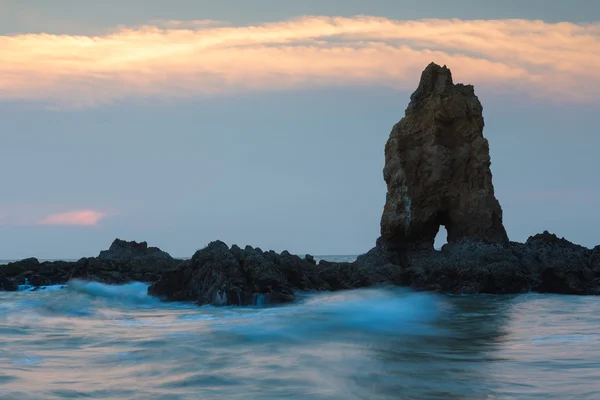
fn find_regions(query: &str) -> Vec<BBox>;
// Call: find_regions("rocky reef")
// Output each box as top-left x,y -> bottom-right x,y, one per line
0,239 -> 180,291
148,241 -> 403,305
397,232 -> 599,295
1,63 -> 598,303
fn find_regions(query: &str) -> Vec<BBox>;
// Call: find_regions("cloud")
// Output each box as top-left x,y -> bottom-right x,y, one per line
147,19 -> 230,29
0,205 -> 116,226
0,16 -> 599,107
37,210 -> 108,226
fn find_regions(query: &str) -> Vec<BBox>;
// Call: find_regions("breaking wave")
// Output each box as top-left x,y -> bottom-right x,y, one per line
66,280 -> 154,303
210,287 -> 447,341
3,279 -> 447,339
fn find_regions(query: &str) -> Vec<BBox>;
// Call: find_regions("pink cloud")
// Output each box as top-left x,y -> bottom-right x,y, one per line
0,16 -> 598,107
38,210 -> 108,226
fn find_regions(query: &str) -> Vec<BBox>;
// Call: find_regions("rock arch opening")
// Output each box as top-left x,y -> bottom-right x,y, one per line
434,226 -> 448,250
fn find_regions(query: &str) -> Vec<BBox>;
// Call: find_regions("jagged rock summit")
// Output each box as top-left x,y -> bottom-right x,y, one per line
379,62 -> 508,251
99,238 -> 174,262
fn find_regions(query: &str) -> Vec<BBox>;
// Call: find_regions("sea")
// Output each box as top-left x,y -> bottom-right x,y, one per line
1,255 -> 600,399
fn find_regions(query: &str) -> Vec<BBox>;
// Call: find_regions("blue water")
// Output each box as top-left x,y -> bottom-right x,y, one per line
1,257 -> 600,399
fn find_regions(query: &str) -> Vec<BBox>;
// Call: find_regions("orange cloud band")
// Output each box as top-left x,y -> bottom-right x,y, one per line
1,16 -> 599,107
0,205 -> 112,226
38,210 -> 108,226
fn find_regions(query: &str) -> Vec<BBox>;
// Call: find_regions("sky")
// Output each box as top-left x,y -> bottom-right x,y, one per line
0,0 -> 599,259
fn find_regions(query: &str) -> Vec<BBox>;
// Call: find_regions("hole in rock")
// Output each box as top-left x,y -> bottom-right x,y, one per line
434,226 -> 448,250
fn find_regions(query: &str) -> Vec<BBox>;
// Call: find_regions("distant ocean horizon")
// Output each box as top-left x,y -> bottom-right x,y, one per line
0,255 -> 359,265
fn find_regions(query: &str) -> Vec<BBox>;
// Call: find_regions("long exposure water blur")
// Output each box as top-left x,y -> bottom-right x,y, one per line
1,256 -> 599,400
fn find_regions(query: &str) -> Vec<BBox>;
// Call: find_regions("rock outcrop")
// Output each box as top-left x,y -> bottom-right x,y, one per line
379,63 -> 508,251
523,232 -> 597,294
0,240 -> 181,290
383,232 -> 598,295
148,241 -> 403,305
99,238 -> 176,269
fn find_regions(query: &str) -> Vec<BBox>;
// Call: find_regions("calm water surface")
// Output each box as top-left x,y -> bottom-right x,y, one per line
1,257 -> 599,399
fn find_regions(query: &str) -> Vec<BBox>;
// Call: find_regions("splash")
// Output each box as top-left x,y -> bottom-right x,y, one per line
17,278 -> 32,292
66,280 -> 154,304
252,293 -> 267,307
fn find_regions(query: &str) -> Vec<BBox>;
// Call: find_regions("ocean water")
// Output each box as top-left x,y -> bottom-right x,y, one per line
1,257 -> 600,399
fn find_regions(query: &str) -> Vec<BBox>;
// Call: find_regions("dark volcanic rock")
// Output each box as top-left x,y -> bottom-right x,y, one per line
99,238 -> 176,266
379,63 -> 508,251
149,241 -> 331,305
362,233 -> 597,296
523,232 -> 596,294
1,258 -> 38,277
1,239 -> 181,290
148,242 -> 410,306
403,241 -> 529,294
0,275 -> 18,291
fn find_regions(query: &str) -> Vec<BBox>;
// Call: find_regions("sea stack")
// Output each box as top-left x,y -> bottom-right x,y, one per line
379,63 -> 508,251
